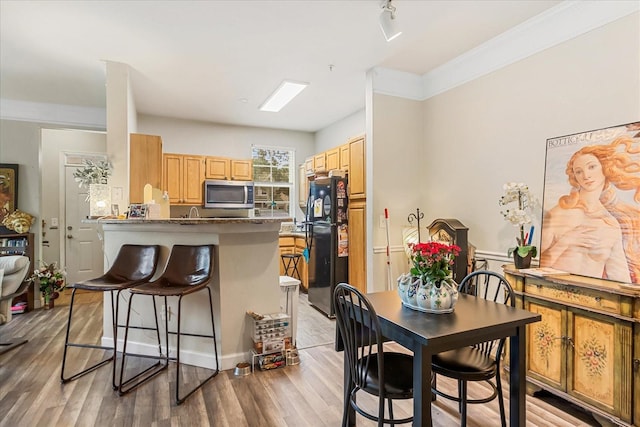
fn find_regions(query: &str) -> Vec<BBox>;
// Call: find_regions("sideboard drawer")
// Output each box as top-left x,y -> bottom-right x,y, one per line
525,278 -> 624,315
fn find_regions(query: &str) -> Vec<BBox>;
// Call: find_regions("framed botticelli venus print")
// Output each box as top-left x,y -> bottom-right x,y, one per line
540,122 -> 640,285
0,163 -> 19,226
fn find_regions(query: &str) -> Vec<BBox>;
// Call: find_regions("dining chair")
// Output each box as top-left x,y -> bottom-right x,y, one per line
431,270 -> 514,427
117,244 -> 219,405
61,244 -> 161,386
334,282 -> 414,426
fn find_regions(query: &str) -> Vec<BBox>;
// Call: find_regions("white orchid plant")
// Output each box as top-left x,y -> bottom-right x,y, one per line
73,159 -> 112,188
499,182 -> 537,258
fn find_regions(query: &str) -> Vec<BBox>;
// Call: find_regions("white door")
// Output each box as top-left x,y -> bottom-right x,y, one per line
64,167 -> 103,284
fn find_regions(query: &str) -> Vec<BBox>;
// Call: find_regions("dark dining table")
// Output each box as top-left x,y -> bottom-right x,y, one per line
339,290 -> 541,427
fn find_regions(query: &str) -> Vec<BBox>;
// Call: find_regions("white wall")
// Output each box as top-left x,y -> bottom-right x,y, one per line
315,108 -> 365,153
366,12 -> 640,292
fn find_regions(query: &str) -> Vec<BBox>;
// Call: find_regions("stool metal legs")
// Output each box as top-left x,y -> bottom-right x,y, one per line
61,288 -> 118,386
117,294 -> 167,395
117,286 -> 219,405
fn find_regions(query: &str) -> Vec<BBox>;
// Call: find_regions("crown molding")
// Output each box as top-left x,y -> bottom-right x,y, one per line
0,98 -> 106,129
373,1 -> 639,100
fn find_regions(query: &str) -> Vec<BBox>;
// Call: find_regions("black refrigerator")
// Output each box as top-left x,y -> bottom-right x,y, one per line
306,176 -> 348,318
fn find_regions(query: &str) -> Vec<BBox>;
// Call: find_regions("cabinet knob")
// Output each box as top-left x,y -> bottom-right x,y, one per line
594,296 -> 601,303
633,359 -> 640,371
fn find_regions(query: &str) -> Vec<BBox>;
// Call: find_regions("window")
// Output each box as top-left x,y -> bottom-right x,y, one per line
252,146 -> 294,217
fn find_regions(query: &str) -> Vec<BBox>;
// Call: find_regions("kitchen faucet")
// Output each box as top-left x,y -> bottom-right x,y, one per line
188,206 -> 200,219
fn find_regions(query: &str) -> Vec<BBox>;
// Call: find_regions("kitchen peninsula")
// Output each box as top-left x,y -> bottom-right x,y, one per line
95,217 -> 289,371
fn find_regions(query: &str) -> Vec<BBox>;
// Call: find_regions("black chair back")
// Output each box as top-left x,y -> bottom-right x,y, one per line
334,284 -> 386,402
459,270 -> 514,357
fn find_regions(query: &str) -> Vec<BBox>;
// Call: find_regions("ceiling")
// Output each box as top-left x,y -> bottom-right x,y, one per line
0,0 -> 562,133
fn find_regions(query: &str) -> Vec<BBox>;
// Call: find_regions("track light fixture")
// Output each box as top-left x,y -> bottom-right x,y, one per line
379,0 -> 402,42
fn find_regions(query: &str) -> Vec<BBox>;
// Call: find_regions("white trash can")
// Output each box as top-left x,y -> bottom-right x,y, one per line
279,275 -> 300,348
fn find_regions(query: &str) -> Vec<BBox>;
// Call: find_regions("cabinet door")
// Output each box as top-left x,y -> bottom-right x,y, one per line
348,200 -> 366,294
163,153 -> 183,204
348,136 -> 365,199
568,310 -> 632,421
340,143 -> 350,171
205,157 -> 230,180
298,164 -> 308,208
314,153 -> 326,173
231,160 -> 253,181
182,155 -> 204,205
326,147 -> 340,171
525,298 -> 566,390
634,324 -> 640,427
130,133 -> 163,204
304,157 -> 314,175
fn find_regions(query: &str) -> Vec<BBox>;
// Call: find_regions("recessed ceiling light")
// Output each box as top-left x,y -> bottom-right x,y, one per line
259,80 -> 309,112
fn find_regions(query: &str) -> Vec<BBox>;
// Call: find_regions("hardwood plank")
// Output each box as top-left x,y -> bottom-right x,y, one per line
0,293 -> 601,426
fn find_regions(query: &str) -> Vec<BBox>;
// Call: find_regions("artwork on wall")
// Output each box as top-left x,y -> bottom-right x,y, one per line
0,163 -> 19,226
540,122 -> 640,284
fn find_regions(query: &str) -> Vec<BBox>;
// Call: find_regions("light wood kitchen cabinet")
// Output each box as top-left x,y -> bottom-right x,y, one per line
348,136 -> 365,200
205,156 -> 229,180
130,133 -> 163,204
279,235 -> 308,291
340,143 -> 350,171
299,164 -> 309,207
205,157 -> 252,181
313,153 -> 326,173
231,159 -> 253,181
348,200 -> 366,293
163,153 -> 204,205
304,157 -> 314,175
325,147 -> 340,171
504,268 -> 639,426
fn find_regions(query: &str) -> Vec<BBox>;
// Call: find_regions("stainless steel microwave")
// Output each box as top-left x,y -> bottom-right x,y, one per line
203,180 -> 254,209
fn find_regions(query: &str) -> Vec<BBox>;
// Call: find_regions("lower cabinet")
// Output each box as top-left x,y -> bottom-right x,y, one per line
278,235 -> 308,291
505,267 -> 639,426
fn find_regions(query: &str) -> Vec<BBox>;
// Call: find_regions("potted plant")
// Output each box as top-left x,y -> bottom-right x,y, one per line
499,182 -> 537,268
28,261 -> 66,309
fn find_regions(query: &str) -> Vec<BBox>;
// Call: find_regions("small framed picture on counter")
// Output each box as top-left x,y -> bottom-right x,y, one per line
128,203 -> 147,218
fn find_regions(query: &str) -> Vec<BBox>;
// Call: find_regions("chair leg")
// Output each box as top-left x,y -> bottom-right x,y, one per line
175,287 -> 219,405
61,288 -> 113,383
496,371 -> 507,427
117,293 -> 167,395
387,398 -> 394,423
460,381 -> 468,427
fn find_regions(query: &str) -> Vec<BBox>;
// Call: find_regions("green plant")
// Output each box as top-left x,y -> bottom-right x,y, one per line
409,241 -> 461,283
499,182 -> 537,258
73,159 -> 112,188
28,261 -> 66,301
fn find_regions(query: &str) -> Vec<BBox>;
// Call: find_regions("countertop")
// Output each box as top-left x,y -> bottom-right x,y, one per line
91,217 -> 290,225
279,231 -> 306,238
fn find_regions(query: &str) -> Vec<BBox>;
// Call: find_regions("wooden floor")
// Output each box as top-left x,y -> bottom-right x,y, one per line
0,292 -> 601,426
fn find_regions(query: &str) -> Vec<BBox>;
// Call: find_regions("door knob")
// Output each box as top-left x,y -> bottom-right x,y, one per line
67,226 -> 73,230
67,235 -> 73,239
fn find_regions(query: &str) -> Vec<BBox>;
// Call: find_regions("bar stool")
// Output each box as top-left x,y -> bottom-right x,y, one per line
61,244 -> 160,387
281,253 -> 302,281
118,244 -> 219,405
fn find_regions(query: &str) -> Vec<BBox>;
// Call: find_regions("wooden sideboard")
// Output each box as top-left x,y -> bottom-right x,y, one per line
503,266 -> 640,427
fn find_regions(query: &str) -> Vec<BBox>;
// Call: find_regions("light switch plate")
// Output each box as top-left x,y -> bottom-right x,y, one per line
51,217 -> 59,227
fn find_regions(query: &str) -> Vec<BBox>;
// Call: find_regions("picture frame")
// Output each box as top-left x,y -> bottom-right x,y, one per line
0,163 -> 19,226
128,203 -> 148,219
540,122 -> 640,284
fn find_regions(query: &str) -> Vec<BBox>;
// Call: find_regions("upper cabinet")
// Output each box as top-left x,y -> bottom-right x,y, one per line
205,157 -> 229,180
205,157 -> 253,181
325,147 -> 340,171
130,133 -> 163,204
231,159 -> 253,181
339,143 -> 350,171
163,153 -> 204,205
348,136 -> 365,200
313,153 -> 326,173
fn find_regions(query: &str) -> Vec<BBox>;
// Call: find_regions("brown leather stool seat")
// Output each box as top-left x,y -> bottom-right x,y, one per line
118,244 -> 219,405
61,244 -> 160,387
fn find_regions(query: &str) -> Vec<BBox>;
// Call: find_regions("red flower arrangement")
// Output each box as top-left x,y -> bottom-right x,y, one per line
409,241 -> 461,283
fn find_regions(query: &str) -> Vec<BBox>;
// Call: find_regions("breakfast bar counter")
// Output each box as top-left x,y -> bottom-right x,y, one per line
96,217 -> 289,371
